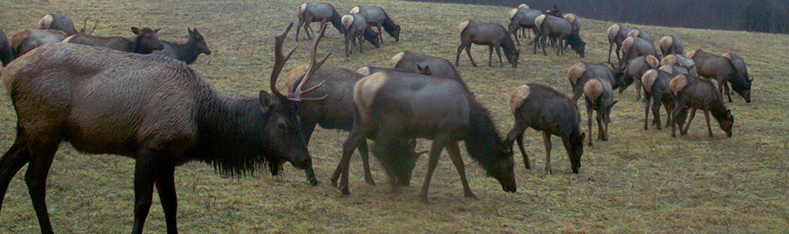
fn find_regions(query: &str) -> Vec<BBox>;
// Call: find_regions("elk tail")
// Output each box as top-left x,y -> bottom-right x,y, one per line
458,20 -> 470,32
607,24 -> 619,42
341,15 -> 354,30
38,14 -> 54,30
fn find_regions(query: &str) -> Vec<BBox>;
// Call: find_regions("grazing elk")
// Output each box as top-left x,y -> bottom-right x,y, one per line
533,14 -> 585,57
620,36 -> 659,67
670,74 -> 734,137
607,24 -> 633,63
152,28 -> 211,64
64,27 -> 164,54
341,13 -> 380,57
619,54 -> 659,100
349,6 -> 401,42
337,71 -> 517,202
0,22 -> 322,234
456,20 -> 519,68
584,78 -> 618,146
296,2 -> 345,41
627,29 -> 654,44
369,139 -> 425,187
8,29 -> 68,58
641,69 -> 675,130
660,54 -> 697,77
686,49 -> 751,103
507,7 -> 561,45
0,26 -> 12,66
659,35 -> 684,57
567,61 -> 623,107
506,84 -> 585,174
563,13 -> 581,34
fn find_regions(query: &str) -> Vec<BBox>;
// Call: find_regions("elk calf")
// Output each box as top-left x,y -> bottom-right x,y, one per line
670,74 -> 734,137
456,20 -> 519,68
583,78 -> 618,145
533,14 -> 585,57
152,28 -> 211,64
350,6 -> 401,42
686,49 -> 751,103
341,13 -> 380,57
8,29 -> 68,58
296,2 -> 345,41
63,27 -> 164,54
659,35 -> 684,57
641,69 -> 675,130
506,84 -> 585,174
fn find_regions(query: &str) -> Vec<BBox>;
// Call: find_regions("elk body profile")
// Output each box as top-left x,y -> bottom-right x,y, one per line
670,74 -> 734,137
607,24 -> 633,63
533,14 -> 585,57
341,13 -> 380,57
63,27 -> 164,54
583,78 -> 618,146
659,35 -> 684,57
686,49 -> 751,103
0,23 -> 323,234
337,71 -> 517,202
456,20 -> 519,68
152,28 -> 212,64
8,29 -> 67,58
296,2 -> 345,41
506,84 -> 585,174
349,6 -> 401,43
641,69 -> 676,130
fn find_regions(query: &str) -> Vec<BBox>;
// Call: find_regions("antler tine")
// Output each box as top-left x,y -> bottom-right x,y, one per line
291,22 -> 331,101
269,22 -> 299,100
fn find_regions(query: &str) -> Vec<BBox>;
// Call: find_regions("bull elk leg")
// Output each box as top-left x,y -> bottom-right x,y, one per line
418,139 -> 446,203
132,148 -> 179,234
446,142 -> 476,199
542,131 -> 552,174
0,141 -> 30,204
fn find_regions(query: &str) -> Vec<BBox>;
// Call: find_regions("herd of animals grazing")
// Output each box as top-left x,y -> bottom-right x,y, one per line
0,2 -> 754,233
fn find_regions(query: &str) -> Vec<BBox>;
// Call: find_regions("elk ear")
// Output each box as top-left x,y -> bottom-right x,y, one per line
131,27 -> 141,35
154,28 -> 161,33
259,90 -> 279,113
417,64 -> 432,76
580,132 -> 586,141
188,28 -> 193,34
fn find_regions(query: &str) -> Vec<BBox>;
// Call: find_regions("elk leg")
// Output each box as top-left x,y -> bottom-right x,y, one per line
377,25 -> 384,43
296,19 -> 306,42
596,109 -> 605,140
344,32 -> 352,57
724,81 -> 733,103
512,29 -> 521,46
132,149 -> 161,234
465,44 -> 477,67
607,41 -> 614,63
358,141 -> 376,185
418,139 -> 446,203
154,161 -> 178,234
301,124 -> 319,186
543,131 -> 552,174
494,45 -> 503,67
517,134 -> 530,170
635,79 -> 642,101
337,124 -> 371,195
0,140 -> 30,209
487,45 -> 494,67
25,137 -> 59,234
683,108 -> 697,135
643,94 -> 652,130
652,96 -> 663,130
446,142 -> 476,199
505,122 -> 529,169
541,34 -> 548,56
703,109 -> 713,137
586,101 -> 594,146
615,44 -> 622,63
454,41 -> 472,67
357,34 -> 364,53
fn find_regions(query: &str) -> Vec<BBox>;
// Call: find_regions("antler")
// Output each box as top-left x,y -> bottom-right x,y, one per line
269,22 -> 299,100
269,22 -> 330,102
290,22 -> 330,101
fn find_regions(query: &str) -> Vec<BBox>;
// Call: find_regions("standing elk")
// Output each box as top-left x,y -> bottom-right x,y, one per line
0,26 -> 13,66
563,13 -> 581,34
507,7 -> 561,45
533,14 -> 585,57
8,29 -> 68,58
63,27 -> 164,54
670,74 -> 734,137
659,35 -> 684,57
627,29 -> 654,44
0,22 -> 322,234
619,54 -> 659,100
456,20 -> 520,68
505,84 -> 585,174
341,13 -> 380,57
686,49 -> 751,103
349,6 -> 401,43
607,23 -> 633,63
619,35 -> 659,68
152,28 -> 211,64
583,78 -> 618,146
641,69 -> 675,130
660,54 -> 697,77
337,71 -> 517,202
567,61 -> 623,108
296,2 -> 345,42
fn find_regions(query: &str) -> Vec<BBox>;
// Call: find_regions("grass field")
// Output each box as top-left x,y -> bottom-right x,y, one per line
1,0 -> 788,233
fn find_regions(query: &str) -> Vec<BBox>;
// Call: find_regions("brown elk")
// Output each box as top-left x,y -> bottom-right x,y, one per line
456,20 -> 520,68
660,54 -> 697,76
627,29 -> 654,43
507,7 -> 561,45
389,51 -> 467,89
37,14 -> 79,36
670,74 -> 734,137
63,27 -> 164,54
533,14 -> 585,57
567,61 -> 623,107
659,35 -> 684,57
152,28 -> 211,64
563,13 -> 581,34
341,13 -> 380,57
0,26 -> 13,66
349,6 -> 401,43
505,84 -> 585,174
583,78 -> 618,145
8,29 -> 68,58
686,49 -> 751,103
619,54 -> 659,100
641,69 -> 675,130
337,71 -> 517,202
0,22 -> 324,234
607,24 -> 633,63
619,36 -> 659,68
296,2 -> 345,42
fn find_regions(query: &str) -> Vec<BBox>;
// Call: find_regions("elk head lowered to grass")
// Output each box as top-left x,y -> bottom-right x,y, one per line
533,14 -> 585,57
350,6 -> 401,43
584,77 -> 618,146
337,71 -> 517,202
456,20 -> 519,68
152,28 -> 212,64
567,61 -> 624,109
63,26 -> 164,54
296,2 -> 345,41
686,49 -> 752,103
341,13 -> 380,57
506,83 -> 585,174
0,22 -> 325,234
670,74 -> 734,137
641,69 -> 676,130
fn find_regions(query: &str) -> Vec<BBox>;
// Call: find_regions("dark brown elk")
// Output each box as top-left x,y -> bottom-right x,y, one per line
619,54 -> 659,100
8,29 -> 68,58
296,2 -> 345,42
507,6 -> 561,45
152,28 -> 211,64
456,20 -> 519,68
0,26 -> 13,66
37,14 -> 79,36
686,49 -> 752,103
606,24 -> 633,63
0,22 -> 323,234
583,78 -> 618,145
349,6 -> 401,42
659,35 -> 684,57
63,27 -> 164,54
341,13 -> 380,57
337,71 -> 517,202
670,74 -> 734,137
660,54 -> 698,77
505,84 -> 585,174
567,61 -> 623,107
533,14 -> 585,57
641,69 -> 675,130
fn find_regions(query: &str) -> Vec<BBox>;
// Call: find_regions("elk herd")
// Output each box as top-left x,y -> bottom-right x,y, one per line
0,2 -> 754,233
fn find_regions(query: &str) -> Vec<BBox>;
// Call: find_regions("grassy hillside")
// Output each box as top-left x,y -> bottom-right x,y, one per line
1,0 -> 788,233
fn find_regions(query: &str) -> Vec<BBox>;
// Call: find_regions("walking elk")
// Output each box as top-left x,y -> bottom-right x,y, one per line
686,49 -> 752,103
296,2 -> 345,41
349,6 -> 401,43
506,84 -> 585,174
456,20 -> 519,68
63,27 -> 164,54
0,22 -> 322,234
670,74 -> 734,137
152,28 -> 212,64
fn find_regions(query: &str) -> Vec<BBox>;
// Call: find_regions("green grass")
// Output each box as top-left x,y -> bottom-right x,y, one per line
1,0 -> 788,233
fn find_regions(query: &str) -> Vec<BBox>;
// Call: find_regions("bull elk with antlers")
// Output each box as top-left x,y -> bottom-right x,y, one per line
0,22 -> 325,234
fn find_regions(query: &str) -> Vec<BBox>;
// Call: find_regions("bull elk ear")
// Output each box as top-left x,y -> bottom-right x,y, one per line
259,90 -> 280,113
